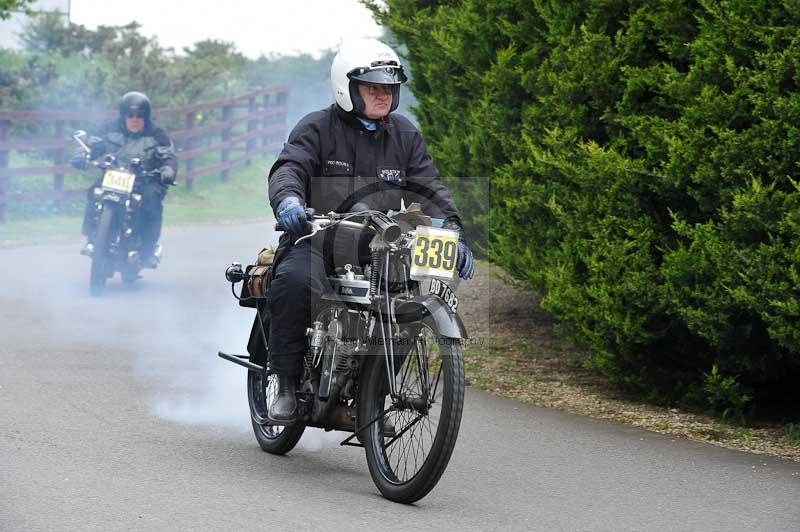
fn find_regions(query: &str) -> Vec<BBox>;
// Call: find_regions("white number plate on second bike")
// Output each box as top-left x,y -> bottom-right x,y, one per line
410,225 -> 459,281
102,170 -> 136,194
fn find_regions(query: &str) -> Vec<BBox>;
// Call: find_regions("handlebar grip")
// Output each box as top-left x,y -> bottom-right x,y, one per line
274,207 -> 313,233
371,213 -> 402,243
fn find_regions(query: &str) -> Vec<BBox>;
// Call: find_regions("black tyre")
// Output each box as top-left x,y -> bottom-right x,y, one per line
360,324 -> 465,503
89,206 -> 114,297
247,370 -> 305,454
121,267 -> 140,285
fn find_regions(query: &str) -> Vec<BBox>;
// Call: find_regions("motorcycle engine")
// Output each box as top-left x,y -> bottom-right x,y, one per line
305,306 -> 363,425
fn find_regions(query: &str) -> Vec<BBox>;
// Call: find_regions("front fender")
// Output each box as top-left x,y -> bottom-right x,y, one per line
394,294 -> 468,339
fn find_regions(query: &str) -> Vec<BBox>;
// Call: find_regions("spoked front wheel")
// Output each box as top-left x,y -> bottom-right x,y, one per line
247,370 -> 305,454
360,324 -> 465,503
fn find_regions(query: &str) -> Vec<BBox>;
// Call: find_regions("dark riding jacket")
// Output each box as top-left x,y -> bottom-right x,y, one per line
89,120 -> 178,176
268,105 -> 462,227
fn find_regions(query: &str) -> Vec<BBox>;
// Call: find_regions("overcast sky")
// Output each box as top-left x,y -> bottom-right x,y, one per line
69,0 -> 384,58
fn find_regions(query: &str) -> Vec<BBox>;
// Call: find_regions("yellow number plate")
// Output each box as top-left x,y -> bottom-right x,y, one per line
410,226 -> 459,281
102,170 -> 136,194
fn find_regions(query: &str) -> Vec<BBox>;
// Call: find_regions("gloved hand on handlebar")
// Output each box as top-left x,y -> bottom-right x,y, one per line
277,196 -> 309,237
159,165 -> 176,185
456,239 -> 474,280
442,217 -> 475,280
69,153 -> 88,170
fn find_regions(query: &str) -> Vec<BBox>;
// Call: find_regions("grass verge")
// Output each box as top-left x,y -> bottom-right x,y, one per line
457,262 -> 800,463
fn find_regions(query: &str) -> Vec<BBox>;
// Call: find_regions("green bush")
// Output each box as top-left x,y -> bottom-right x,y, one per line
371,0 -> 800,406
702,364 -> 751,422
785,423 -> 800,445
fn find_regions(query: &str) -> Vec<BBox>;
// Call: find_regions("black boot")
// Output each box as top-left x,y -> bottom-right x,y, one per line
267,373 -> 298,425
140,243 -> 162,269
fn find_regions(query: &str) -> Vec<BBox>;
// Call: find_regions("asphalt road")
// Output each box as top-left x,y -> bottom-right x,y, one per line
1,221 -> 799,532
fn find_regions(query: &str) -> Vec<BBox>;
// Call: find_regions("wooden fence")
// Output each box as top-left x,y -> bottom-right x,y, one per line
0,87 -> 288,223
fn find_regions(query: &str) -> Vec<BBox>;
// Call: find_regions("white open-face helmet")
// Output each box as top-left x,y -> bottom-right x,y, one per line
331,38 -> 408,115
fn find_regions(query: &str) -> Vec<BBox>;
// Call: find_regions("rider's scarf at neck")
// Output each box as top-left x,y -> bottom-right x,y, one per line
356,116 -> 378,131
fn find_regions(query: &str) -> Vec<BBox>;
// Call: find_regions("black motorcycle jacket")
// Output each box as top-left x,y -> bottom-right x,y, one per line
89,120 -> 178,179
268,105 -> 463,229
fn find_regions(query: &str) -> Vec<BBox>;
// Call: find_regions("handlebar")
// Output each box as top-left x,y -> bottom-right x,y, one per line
73,131 -> 92,155
273,217 -> 366,233
274,210 -> 402,244
72,130 -> 174,185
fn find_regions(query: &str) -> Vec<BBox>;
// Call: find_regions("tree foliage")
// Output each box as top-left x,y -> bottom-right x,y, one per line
0,13 -> 340,125
0,0 -> 32,20
370,0 -> 800,409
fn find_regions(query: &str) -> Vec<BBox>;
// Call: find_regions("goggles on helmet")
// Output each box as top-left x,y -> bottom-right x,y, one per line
347,61 -> 408,85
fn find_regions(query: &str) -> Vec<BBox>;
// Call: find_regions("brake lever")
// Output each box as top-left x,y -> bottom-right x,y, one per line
293,221 -> 320,245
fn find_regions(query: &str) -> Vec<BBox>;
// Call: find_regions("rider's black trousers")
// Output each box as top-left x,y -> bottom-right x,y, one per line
81,179 -> 166,256
267,237 -> 326,378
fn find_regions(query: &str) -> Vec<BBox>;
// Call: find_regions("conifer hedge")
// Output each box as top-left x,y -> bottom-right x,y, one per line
369,0 -> 800,409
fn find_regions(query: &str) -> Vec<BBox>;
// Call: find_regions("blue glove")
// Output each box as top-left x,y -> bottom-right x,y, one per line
456,240 -> 474,280
277,196 -> 309,236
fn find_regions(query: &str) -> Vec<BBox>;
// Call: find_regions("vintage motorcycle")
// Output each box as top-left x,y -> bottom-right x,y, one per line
219,206 -> 466,503
72,130 -> 165,296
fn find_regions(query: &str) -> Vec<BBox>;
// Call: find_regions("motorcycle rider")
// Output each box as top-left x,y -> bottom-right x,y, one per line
265,38 -> 475,425
75,91 -> 177,268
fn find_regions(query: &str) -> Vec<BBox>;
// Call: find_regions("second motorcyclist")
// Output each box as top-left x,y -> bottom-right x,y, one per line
74,91 -> 178,268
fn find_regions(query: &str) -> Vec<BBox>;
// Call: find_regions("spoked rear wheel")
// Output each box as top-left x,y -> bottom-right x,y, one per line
360,324 -> 465,503
247,370 -> 305,454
